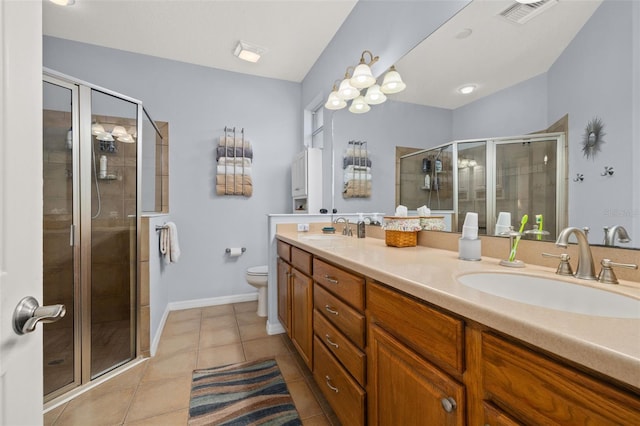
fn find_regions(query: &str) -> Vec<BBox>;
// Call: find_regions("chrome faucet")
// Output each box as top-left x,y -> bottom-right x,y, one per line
603,225 -> 631,246
333,217 -> 352,236
555,227 -> 596,280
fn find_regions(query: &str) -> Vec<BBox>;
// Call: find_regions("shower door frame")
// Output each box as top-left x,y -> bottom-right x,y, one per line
43,69 -> 143,400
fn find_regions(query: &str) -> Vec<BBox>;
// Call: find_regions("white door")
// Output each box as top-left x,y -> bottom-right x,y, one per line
0,1 -> 45,424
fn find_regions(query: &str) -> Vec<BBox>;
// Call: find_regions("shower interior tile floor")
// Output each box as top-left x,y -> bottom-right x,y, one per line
44,301 -> 339,425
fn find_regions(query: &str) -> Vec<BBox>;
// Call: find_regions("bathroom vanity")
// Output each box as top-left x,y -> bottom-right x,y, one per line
276,227 -> 640,425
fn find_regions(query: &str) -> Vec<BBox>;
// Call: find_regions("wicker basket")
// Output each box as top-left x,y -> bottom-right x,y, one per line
385,230 -> 418,247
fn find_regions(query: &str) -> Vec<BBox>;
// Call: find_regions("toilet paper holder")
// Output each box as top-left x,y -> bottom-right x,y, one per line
225,247 -> 246,254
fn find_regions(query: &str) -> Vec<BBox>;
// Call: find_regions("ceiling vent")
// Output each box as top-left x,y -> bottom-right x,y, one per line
500,0 -> 558,24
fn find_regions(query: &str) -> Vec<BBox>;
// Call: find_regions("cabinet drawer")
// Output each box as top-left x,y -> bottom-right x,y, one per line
314,309 -> 366,386
291,246 -> 312,276
277,240 -> 291,262
367,281 -> 464,376
482,402 -> 520,426
313,336 -> 366,426
482,333 -> 640,425
313,258 -> 365,310
314,284 -> 365,348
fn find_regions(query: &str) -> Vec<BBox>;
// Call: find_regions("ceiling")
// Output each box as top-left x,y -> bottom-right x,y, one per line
43,0 -> 602,108
393,0 -> 602,109
42,0 -> 358,83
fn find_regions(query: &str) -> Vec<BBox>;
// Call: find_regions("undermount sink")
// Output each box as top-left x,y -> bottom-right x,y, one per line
458,273 -> 640,319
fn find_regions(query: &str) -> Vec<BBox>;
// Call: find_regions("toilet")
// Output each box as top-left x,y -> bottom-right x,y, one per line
246,265 -> 268,317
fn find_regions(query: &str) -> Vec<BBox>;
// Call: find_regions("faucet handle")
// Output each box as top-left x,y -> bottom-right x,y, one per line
597,258 -> 638,284
542,252 -> 573,276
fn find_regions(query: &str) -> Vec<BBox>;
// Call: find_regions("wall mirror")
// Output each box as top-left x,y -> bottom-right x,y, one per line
326,0 -> 638,248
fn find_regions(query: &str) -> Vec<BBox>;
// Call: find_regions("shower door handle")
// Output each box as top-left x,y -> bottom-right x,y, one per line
12,296 -> 66,335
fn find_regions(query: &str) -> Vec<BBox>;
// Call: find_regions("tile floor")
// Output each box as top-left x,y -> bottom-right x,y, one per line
44,301 -> 338,425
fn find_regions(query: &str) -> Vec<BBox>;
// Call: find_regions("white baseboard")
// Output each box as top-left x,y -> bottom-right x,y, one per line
150,292 -> 259,356
168,292 -> 258,311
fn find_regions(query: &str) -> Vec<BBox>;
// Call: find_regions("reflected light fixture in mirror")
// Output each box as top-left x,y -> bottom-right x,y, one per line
380,65 -> 407,94
325,80 -> 348,110
349,96 -> 371,114
91,122 -> 105,136
350,50 -> 379,89
111,125 -> 127,137
337,66 -> 360,100
364,84 -> 386,105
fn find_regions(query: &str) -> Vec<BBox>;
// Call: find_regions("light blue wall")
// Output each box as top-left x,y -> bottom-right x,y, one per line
44,36 -> 301,305
548,0 -> 635,243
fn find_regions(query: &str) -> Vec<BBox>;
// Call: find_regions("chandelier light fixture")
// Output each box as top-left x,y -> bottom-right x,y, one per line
325,50 -> 406,114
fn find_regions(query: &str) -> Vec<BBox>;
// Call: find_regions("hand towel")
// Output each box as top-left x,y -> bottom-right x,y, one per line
216,182 -> 253,196
219,136 -> 252,149
343,156 -> 372,168
343,172 -> 372,183
218,156 -> 252,167
216,165 -> 252,176
159,222 -> 180,264
216,146 -> 253,161
215,174 -> 252,186
344,165 -> 371,173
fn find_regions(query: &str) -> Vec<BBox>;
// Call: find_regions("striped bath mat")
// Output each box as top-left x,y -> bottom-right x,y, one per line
188,358 -> 302,425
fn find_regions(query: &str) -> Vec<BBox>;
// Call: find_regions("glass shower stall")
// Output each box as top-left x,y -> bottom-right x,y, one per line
42,70 -> 147,401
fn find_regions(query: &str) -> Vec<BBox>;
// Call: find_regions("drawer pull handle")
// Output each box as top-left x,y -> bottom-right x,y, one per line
325,375 -> 339,393
325,334 -> 339,349
441,397 -> 457,413
324,275 -> 339,284
325,305 -> 339,316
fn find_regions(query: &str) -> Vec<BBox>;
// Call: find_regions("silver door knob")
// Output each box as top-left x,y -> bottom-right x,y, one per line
13,296 -> 66,335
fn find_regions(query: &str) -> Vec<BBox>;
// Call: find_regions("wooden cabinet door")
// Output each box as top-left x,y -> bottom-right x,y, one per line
291,268 -> 313,369
277,258 -> 291,336
368,324 -> 465,426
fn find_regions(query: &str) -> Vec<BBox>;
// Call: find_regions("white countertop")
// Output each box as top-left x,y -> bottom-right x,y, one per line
276,230 -> 640,389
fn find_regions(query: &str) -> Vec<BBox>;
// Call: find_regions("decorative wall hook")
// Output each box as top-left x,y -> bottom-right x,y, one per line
573,173 -> 584,182
601,166 -> 614,176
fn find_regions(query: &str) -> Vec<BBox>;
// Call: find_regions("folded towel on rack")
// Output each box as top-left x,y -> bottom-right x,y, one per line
343,172 -> 372,183
344,148 -> 368,157
219,136 -> 252,149
343,185 -> 371,198
159,222 -> 180,264
344,165 -> 371,173
343,180 -> 372,191
216,165 -> 252,176
218,156 -> 252,167
343,156 -> 372,168
216,146 -> 253,160
216,174 -> 252,185
216,182 -> 253,197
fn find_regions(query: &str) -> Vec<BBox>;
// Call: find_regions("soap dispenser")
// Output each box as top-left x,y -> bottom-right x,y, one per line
357,213 -> 366,238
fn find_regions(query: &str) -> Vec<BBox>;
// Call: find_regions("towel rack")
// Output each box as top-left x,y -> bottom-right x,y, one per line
343,140 -> 371,199
216,126 -> 253,197
155,224 -> 169,231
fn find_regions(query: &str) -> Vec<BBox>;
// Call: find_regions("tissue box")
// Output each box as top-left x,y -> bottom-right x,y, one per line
420,216 -> 446,231
382,216 -> 421,247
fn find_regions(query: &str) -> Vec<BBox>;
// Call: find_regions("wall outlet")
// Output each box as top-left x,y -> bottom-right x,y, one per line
297,223 -> 310,232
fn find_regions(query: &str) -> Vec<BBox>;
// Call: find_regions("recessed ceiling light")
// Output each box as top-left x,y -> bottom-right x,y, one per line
233,41 -> 266,63
458,85 -> 476,95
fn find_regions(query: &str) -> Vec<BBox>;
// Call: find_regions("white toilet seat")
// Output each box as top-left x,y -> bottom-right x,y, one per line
247,265 -> 268,276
